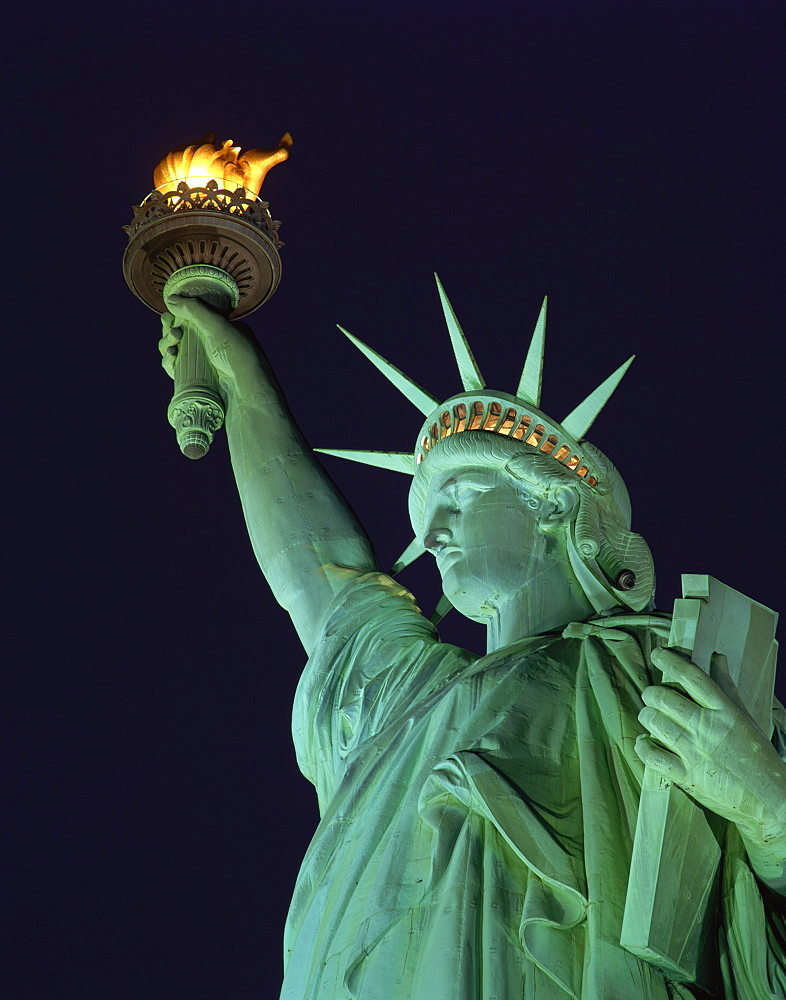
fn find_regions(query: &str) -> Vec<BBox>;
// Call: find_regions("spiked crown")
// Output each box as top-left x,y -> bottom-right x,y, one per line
318,275 -> 633,491
317,276 -> 639,589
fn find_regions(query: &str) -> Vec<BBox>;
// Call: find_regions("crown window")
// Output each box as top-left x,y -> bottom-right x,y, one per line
576,465 -> 589,478
453,403 -> 467,433
498,408 -> 517,435
540,433 -> 559,455
512,414 -> 532,440
483,401 -> 502,431
566,455 -> 580,470
440,410 -> 452,438
429,423 -> 439,443
526,423 -> 545,447
554,444 -> 571,462
468,401 -> 485,431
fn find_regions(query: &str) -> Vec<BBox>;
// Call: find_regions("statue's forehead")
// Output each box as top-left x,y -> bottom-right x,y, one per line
431,467 -> 501,492
424,467 -> 513,510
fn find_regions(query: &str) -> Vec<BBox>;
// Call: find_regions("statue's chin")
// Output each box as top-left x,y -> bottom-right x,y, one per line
440,570 -> 496,624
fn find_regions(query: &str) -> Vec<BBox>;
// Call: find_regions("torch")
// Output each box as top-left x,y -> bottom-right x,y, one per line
123,132 -> 292,458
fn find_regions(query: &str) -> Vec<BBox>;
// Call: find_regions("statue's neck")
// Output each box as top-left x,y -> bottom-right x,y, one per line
484,562 -> 595,654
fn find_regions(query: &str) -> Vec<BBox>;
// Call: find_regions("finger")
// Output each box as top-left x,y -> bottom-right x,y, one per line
634,734 -> 688,782
651,648 -> 725,710
163,290 -> 188,308
639,706 -> 693,754
158,336 -> 180,360
163,291 -> 201,318
158,322 -> 182,348
160,354 -> 175,379
161,313 -> 183,339
641,684 -> 701,728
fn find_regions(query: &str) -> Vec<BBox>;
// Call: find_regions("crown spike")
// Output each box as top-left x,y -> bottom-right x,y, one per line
430,593 -> 453,625
315,449 -> 415,474
560,355 -> 635,440
434,274 -> 485,391
515,296 -> 547,406
390,537 -> 426,575
339,325 -> 439,416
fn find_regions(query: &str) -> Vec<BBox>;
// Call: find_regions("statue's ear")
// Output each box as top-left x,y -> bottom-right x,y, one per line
537,485 -> 579,532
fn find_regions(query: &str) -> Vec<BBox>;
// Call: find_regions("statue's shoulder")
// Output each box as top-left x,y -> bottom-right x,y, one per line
320,570 -> 437,644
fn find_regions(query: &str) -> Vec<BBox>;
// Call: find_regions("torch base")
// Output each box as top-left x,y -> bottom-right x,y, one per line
168,388 -> 225,460
164,264 -> 241,313
123,204 -> 282,319
163,266 -> 238,460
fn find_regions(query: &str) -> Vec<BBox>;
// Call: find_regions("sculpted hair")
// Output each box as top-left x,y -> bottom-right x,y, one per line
409,431 -> 655,612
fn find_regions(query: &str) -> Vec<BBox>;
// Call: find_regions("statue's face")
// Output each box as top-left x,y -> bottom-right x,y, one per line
421,466 -> 546,621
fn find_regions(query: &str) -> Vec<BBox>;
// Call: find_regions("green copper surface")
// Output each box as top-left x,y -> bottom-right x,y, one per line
389,536 -> 426,575
338,326 -> 439,416
314,448 -> 414,474
515,295 -> 547,406
560,354 -> 635,440
163,266 -> 239,458
157,287 -> 786,999
435,273 -> 486,390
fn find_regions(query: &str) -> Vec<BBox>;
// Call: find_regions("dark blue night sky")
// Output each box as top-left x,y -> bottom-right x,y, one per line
4,1 -> 785,996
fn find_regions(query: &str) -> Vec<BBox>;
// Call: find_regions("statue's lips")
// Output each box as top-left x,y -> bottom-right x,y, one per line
436,548 -> 462,573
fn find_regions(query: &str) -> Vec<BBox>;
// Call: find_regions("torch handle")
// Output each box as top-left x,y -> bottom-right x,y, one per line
167,325 -> 225,460
163,265 -> 240,460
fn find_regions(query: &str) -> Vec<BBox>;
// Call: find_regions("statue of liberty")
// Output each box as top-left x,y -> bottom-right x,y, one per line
159,279 -> 786,999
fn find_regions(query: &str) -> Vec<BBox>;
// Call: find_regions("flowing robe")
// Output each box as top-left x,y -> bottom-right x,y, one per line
281,573 -> 786,999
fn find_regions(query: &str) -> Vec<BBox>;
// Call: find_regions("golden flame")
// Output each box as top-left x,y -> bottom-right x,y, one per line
153,131 -> 293,199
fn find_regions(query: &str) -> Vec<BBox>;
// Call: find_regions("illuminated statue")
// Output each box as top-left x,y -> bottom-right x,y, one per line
159,281 -> 786,999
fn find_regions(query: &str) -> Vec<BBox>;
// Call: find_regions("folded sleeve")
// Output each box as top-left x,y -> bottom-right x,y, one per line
292,572 -> 474,810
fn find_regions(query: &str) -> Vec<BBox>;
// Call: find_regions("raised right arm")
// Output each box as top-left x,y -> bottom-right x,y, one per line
161,293 -> 378,655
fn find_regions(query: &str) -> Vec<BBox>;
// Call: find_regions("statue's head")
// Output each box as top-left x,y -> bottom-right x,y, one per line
408,430 -> 655,620
317,277 -> 654,618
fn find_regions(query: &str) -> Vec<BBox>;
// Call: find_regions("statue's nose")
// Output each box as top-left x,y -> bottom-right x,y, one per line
424,528 -> 452,552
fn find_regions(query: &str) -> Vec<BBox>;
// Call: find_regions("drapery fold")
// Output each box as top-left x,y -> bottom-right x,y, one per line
282,573 -> 784,999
